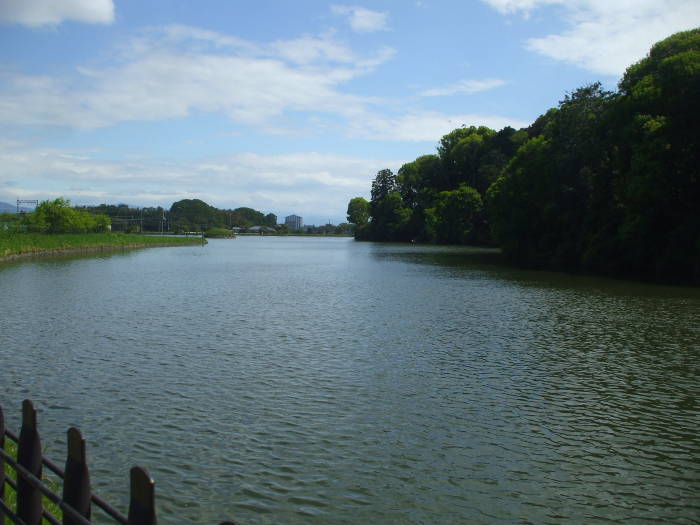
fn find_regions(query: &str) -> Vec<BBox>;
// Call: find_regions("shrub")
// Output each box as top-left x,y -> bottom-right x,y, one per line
25,198 -> 111,233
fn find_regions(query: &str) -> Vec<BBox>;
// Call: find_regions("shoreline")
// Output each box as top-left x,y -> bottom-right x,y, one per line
0,236 -> 205,263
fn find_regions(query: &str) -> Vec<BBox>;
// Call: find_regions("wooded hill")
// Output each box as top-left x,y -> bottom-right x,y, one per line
349,29 -> 700,284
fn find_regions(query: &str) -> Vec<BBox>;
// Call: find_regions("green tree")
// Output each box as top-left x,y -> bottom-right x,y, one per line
603,28 -> 700,280
487,83 -> 614,268
170,199 -> 218,230
232,207 -> 265,226
426,184 -> 483,244
346,197 -> 369,225
367,169 -> 411,241
26,198 -> 110,233
370,192 -> 411,241
438,126 -> 497,191
396,155 -> 441,209
370,169 -> 397,201
264,213 -> 277,227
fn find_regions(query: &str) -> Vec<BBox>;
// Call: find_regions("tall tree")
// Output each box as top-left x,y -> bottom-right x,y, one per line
346,197 -> 369,225
371,169 -> 397,202
604,28 -> 700,280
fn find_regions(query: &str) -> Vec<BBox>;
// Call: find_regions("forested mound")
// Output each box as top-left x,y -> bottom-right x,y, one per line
350,29 -> 700,283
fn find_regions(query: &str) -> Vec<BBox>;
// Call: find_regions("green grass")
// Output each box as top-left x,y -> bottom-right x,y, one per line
0,232 -> 204,258
3,437 -> 63,523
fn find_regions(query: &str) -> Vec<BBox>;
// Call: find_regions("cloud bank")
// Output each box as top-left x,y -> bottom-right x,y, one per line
0,140 -> 400,222
483,0 -> 700,75
0,24 -> 522,142
0,0 -> 114,27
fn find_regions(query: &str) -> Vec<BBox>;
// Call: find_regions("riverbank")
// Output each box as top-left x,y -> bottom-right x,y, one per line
237,233 -> 353,237
0,232 -> 205,262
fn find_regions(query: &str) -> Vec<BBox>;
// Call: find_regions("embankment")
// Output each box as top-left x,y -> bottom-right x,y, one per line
0,232 -> 205,262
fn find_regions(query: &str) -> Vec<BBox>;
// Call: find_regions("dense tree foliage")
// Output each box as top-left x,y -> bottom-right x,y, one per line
82,203 -> 167,232
168,200 -> 276,231
170,199 -> 218,231
26,198 -> 110,233
346,197 -> 369,225
488,83 -> 615,268
350,29 -> 700,283
426,185 -> 483,245
352,125 -> 526,244
264,213 -> 278,227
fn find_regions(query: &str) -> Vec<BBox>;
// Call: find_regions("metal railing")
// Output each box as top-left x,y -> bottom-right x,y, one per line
1,400 -> 239,525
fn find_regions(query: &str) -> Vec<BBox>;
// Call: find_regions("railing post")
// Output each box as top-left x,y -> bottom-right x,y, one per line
17,399 -> 42,525
128,466 -> 156,525
63,427 -> 91,525
0,404 -> 5,525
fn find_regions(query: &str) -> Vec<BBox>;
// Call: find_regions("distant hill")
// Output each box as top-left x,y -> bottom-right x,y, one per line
0,201 -> 33,213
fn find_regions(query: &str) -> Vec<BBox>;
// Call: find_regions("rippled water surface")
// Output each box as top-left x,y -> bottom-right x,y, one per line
1,237 -> 699,524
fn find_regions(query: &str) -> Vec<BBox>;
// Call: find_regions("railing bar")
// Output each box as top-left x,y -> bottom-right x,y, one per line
0,449 -> 93,525
5,475 -> 17,490
0,499 -> 27,525
42,508 -> 61,525
4,429 -> 128,524
91,493 -> 128,524
42,456 -> 64,479
5,429 -> 65,479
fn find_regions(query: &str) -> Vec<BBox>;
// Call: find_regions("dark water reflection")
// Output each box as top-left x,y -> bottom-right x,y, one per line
1,238 -> 698,524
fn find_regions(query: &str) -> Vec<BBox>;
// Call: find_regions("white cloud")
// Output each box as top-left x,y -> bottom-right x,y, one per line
0,140 -> 398,221
0,0 -> 114,27
420,78 -> 506,97
349,111 -> 530,142
482,0 -> 559,15
482,0 -> 700,75
331,5 -> 389,33
0,23 -> 524,152
0,25 -> 394,129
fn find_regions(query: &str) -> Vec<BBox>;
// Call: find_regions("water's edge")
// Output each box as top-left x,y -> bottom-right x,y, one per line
0,241 -> 202,262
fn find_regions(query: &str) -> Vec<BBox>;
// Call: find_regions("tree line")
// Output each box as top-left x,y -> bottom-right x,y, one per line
3,197 -> 354,236
79,199 -> 278,233
347,29 -> 700,283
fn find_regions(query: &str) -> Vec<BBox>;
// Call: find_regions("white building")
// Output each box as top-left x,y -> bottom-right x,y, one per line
285,214 -> 303,230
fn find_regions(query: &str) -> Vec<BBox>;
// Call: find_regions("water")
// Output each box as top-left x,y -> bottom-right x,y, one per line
1,237 -> 699,524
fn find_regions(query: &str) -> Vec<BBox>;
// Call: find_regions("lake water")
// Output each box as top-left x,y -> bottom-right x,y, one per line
1,237 -> 699,524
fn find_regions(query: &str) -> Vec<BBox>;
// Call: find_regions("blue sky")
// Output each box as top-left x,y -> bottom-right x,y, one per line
1,0 -> 699,224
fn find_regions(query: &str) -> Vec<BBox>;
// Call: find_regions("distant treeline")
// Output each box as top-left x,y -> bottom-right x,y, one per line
162,199 -> 352,234
81,200 -> 278,232
348,29 -> 700,283
2,198 -> 353,236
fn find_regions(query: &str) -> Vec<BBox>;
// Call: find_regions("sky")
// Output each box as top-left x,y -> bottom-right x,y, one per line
1,0 -> 699,224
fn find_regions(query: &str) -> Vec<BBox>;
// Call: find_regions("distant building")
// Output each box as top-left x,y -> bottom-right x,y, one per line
285,214 -> 303,230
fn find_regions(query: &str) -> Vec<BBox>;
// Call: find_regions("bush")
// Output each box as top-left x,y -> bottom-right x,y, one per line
204,227 -> 235,238
25,198 -> 111,233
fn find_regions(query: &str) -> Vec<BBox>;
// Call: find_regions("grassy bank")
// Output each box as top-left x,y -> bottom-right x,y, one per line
0,232 -> 205,260
237,233 -> 353,237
